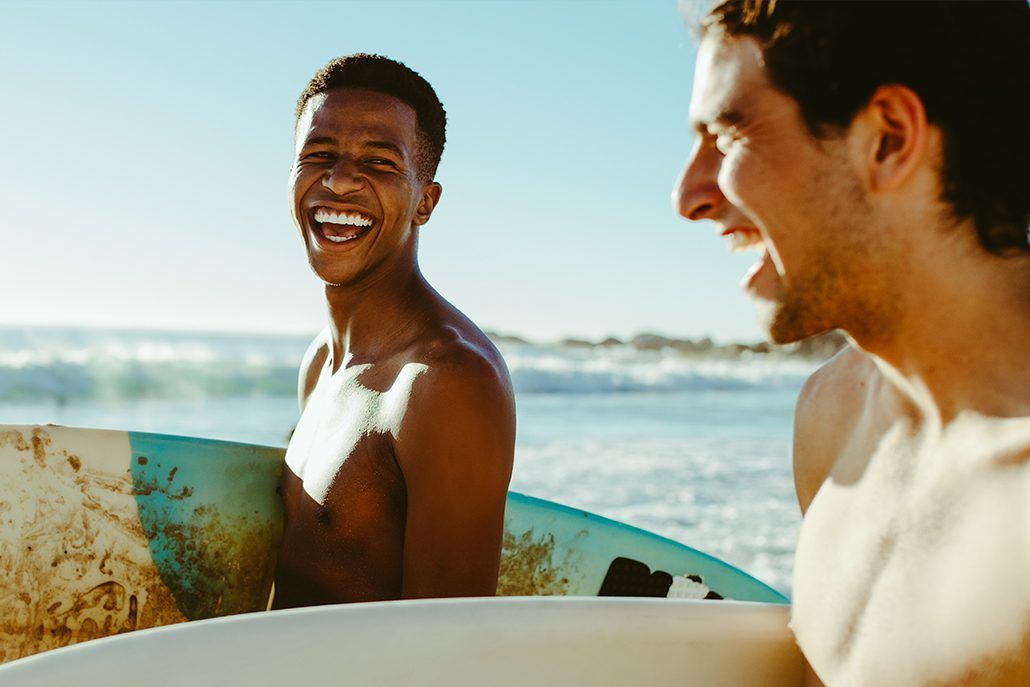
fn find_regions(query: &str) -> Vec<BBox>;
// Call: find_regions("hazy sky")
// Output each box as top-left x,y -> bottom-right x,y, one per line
1,0 -> 767,343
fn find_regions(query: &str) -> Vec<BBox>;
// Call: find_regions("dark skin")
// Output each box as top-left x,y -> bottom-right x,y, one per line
272,88 -> 516,607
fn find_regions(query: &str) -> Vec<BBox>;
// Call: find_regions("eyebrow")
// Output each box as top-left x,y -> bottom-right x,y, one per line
364,141 -> 403,156
300,136 -> 404,157
301,135 -> 336,148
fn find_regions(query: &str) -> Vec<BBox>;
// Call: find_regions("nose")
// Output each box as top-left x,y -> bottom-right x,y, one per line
673,139 -> 726,222
321,157 -> 364,195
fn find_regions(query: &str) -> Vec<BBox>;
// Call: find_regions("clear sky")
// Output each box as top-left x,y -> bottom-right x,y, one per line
1,0 -> 766,344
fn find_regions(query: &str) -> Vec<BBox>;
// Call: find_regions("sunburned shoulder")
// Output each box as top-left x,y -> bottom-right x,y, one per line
793,344 -> 881,512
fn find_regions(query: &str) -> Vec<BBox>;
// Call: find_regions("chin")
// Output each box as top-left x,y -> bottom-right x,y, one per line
762,302 -> 833,346
307,261 -> 357,288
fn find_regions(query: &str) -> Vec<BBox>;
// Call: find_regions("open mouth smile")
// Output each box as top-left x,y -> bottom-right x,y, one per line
311,207 -> 376,245
720,226 -> 778,294
721,226 -> 765,254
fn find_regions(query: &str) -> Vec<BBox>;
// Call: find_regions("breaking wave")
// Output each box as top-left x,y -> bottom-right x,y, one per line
0,328 -> 818,402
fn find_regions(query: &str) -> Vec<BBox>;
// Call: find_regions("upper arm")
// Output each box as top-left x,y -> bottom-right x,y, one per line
793,348 -> 862,514
297,330 -> 329,414
393,352 -> 516,599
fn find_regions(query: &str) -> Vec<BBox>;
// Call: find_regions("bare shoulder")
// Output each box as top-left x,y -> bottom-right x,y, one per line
793,344 -> 879,512
405,324 -> 514,419
391,324 -> 515,473
297,327 -> 330,412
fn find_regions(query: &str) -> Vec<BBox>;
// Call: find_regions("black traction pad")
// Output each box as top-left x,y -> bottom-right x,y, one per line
598,557 -> 673,597
598,557 -> 725,599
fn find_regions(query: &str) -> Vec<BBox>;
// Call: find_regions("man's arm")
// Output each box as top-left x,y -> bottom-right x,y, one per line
393,349 -> 516,599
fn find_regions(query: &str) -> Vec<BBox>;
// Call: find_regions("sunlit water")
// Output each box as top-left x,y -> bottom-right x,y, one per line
0,326 -> 817,594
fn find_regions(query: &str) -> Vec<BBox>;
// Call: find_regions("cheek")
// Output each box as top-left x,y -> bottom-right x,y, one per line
288,166 -> 318,217
716,150 -> 753,210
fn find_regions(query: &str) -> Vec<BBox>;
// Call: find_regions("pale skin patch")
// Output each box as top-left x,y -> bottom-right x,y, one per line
792,354 -> 1030,687
285,359 -> 428,504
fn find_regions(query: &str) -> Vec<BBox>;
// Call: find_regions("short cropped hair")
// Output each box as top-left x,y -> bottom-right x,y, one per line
296,54 -> 447,182
700,1 -> 1030,255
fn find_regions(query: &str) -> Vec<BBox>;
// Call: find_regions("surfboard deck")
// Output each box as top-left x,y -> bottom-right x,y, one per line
1,424 -> 786,663
0,597 -> 803,686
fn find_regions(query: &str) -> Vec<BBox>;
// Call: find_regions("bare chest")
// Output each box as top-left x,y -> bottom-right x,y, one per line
792,418 -> 1030,686
284,362 -> 418,502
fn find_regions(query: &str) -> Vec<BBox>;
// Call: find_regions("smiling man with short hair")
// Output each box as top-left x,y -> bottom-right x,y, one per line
273,54 -> 515,607
676,2 -> 1029,685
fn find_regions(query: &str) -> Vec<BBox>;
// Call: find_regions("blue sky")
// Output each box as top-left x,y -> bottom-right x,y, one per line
1,0 -> 766,343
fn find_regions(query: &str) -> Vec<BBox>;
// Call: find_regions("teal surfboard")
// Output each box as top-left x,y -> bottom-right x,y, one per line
0,424 -> 785,663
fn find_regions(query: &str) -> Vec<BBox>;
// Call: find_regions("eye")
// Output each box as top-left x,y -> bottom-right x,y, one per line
714,131 -> 738,156
304,151 -> 333,160
365,158 -> 397,168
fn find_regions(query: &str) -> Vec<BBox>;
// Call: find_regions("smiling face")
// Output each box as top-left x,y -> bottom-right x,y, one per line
290,88 -> 440,287
675,36 -> 892,344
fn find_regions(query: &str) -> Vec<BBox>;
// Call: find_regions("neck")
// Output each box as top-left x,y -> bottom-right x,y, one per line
852,237 -> 1030,425
323,253 -> 435,371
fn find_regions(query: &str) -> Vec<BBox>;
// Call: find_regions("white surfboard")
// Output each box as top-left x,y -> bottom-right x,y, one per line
0,597 -> 803,687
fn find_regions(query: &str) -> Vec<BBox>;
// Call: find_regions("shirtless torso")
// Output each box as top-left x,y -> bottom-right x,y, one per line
792,348 -> 1030,687
274,300 -> 515,607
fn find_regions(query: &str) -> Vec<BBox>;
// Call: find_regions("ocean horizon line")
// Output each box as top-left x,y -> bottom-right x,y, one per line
0,321 -> 845,359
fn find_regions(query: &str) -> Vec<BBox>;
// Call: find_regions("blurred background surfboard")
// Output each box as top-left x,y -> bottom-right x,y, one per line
0,598 -> 803,687
0,424 -> 786,663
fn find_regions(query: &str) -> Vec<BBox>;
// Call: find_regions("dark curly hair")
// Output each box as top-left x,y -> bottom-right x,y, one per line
296,54 -> 447,182
700,0 -> 1030,255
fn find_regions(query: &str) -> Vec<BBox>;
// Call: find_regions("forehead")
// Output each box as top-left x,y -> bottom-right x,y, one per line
296,88 -> 419,148
689,35 -> 771,128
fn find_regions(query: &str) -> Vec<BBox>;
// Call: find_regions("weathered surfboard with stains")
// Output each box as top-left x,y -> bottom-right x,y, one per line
1,424 -> 785,664
0,425 -> 284,663
500,492 -> 786,604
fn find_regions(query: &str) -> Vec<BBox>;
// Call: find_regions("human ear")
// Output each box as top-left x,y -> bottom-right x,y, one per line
414,182 -> 442,227
864,84 -> 928,192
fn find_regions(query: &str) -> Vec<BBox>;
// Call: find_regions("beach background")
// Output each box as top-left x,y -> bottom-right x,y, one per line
0,324 -> 843,595
2,0 -> 842,598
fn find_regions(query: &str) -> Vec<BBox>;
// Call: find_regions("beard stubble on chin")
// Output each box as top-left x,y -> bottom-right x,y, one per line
765,155 -> 899,346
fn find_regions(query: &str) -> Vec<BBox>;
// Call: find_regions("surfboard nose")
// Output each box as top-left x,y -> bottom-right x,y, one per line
0,425 -> 284,663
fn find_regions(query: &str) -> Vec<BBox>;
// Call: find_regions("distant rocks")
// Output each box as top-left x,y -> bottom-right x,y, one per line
488,329 -> 848,361
484,331 -> 531,346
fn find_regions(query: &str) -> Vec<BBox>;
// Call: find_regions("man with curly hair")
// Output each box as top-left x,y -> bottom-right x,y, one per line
273,54 -> 515,607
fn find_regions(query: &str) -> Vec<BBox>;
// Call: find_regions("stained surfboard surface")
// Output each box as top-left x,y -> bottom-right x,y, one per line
0,424 -> 786,664
0,598 -> 803,687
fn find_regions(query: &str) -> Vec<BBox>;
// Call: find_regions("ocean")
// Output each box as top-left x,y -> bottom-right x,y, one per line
0,325 -> 822,595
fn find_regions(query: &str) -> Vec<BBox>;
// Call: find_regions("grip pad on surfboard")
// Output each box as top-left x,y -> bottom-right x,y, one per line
598,557 -> 726,599
598,557 -> 673,597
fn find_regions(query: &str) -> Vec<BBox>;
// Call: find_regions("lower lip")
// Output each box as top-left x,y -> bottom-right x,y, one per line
311,223 -> 374,250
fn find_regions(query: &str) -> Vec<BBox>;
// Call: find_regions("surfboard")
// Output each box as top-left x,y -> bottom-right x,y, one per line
0,597 -> 803,686
0,424 -> 786,663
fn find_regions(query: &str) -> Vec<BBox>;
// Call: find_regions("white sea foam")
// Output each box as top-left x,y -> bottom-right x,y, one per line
500,342 -> 816,394
0,329 -> 818,402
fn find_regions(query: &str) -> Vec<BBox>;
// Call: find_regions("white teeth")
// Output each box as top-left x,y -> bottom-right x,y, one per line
727,231 -> 764,254
325,235 -> 356,243
313,208 -> 374,227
